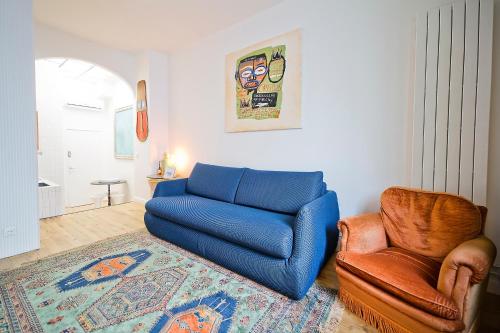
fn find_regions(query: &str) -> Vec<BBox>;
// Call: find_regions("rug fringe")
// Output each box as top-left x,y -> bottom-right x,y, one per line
339,288 -> 410,333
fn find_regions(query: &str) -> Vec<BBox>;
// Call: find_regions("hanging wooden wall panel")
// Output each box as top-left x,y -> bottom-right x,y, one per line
136,80 -> 149,142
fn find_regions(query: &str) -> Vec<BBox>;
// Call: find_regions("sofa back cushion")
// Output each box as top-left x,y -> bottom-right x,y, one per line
186,163 -> 245,203
235,169 -> 324,214
380,187 -> 482,262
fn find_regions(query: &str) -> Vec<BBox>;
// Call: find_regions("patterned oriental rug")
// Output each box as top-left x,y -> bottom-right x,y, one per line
0,231 -> 344,333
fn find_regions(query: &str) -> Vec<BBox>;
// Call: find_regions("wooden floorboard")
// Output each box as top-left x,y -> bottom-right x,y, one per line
0,202 -> 497,332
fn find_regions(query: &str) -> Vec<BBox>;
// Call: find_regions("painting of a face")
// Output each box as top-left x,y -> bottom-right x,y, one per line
237,54 -> 268,91
226,30 -> 301,132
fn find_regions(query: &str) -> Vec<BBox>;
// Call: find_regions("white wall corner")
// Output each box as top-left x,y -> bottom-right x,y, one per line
133,196 -> 149,205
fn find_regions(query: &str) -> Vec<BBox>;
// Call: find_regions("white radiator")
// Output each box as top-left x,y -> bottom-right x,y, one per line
411,0 -> 494,205
38,179 -> 64,219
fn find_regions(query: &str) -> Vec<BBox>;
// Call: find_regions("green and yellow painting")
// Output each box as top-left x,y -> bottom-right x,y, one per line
234,45 -> 286,120
225,30 -> 301,132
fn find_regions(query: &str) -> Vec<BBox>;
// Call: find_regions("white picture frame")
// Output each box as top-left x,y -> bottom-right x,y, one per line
163,167 -> 176,179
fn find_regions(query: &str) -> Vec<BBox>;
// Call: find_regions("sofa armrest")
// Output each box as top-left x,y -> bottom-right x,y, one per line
291,191 -> 340,266
338,213 -> 388,254
438,236 -> 497,296
153,178 -> 188,198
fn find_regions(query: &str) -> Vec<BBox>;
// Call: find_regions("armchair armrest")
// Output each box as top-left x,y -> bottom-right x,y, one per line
338,213 -> 388,253
153,178 -> 188,198
438,236 -> 497,296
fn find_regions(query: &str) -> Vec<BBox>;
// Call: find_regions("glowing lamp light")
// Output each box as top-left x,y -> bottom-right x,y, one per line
170,148 -> 189,176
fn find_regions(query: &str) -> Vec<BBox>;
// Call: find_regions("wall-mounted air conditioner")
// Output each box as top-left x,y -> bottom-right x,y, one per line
64,102 -> 103,111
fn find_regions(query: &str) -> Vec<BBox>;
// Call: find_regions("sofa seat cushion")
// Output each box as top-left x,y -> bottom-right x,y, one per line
336,247 -> 459,320
146,195 -> 294,259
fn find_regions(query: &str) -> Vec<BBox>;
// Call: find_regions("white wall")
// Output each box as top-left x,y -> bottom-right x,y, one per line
134,51 -> 170,202
0,0 -> 39,258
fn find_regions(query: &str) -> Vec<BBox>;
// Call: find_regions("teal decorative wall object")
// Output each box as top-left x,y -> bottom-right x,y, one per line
115,106 -> 134,159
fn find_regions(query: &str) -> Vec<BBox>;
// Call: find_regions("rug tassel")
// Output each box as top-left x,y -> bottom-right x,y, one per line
339,289 -> 409,333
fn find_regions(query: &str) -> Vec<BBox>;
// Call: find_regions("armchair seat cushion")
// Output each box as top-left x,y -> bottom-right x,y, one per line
337,247 -> 460,320
146,195 -> 294,259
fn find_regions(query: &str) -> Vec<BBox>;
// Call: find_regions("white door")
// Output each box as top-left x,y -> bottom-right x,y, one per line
64,129 -> 103,207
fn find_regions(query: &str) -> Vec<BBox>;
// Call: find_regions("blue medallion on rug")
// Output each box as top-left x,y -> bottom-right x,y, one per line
57,250 -> 151,291
151,291 -> 237,333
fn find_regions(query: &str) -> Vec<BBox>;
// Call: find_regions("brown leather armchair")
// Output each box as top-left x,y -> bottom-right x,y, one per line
336,187 -> 497,333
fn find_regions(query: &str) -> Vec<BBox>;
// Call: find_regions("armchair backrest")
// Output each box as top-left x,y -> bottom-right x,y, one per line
380,187 -> 482,262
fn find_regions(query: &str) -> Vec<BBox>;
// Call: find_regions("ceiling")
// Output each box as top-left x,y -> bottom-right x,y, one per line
40,58 -> 119,85
33,0 -> 284,53
37,58 -> 128,99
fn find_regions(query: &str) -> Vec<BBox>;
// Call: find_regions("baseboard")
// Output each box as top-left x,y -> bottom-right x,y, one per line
133,196 -> 148,204
0,243 -> 39,260
487,266 -> 500,295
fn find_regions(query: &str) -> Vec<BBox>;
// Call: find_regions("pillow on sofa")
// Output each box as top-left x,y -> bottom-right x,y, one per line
235,168 -> 324,214
186,163 -> 245,203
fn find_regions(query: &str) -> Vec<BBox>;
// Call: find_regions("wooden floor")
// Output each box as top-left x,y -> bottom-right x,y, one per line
0,202 -> 498,332
0,202 -> 145,271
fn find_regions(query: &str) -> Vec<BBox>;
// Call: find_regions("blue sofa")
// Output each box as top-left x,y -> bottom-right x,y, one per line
144,163 -> 340,299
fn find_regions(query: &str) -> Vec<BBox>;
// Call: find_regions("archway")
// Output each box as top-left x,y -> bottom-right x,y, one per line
35,57 -> 136,216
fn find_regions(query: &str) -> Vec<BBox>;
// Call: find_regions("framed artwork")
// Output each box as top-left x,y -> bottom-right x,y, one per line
225,29 -> 302,132
115,106 -> 134,159
163,167 -> 176,179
